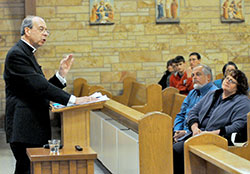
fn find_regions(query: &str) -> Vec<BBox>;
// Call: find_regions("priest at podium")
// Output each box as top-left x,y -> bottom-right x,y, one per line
4,15 -> 96,174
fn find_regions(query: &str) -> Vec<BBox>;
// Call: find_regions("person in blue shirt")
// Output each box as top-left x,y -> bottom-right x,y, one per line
173,64 -> 218,142
214,61 -> 238,88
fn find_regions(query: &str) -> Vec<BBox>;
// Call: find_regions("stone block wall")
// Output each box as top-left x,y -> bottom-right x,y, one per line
0,0 -> 249,128
0,0 -> 25,129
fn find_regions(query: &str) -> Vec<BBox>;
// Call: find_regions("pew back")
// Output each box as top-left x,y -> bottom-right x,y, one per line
88,85 -> 105,95
228,112 -> 250,161
73,78 -> 87,97
170,93 -> 186,125
102,99 -> 173,174
128,81 -> 147,106
113,77 -> 136,105
131,84 -> 162,114
185,133 -> 250,174
80,78 -> 90,96
113,77 -> 162,114
162,87 -> 179,115
139,112 -> 173,174
73,78 -> 104,97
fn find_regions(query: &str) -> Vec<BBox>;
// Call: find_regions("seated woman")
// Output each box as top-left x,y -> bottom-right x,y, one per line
158,58 -> 175,90
214,61 -> 238,88
173,69 -> 250,174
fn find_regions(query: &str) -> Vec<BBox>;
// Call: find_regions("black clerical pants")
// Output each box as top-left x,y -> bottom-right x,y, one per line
10,142 -> 42,174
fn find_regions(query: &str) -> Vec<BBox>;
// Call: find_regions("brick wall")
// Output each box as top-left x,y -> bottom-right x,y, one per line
0,0 -> 250,128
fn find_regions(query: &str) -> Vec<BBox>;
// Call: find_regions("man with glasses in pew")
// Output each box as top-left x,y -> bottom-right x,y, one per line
4,16 -> 97,174
173,69 -> 250,174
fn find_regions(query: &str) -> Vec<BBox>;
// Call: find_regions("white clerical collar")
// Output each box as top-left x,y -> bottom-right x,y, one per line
21,39 -> 37,53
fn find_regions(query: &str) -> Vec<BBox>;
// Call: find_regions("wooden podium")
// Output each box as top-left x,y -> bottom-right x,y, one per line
51,101 -> 105,149
27,101 -> 104,174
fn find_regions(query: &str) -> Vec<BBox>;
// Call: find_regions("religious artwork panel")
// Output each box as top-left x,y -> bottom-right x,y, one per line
90,0 -> 114,25
155,0 -> 180,24
220,0 -> 244,23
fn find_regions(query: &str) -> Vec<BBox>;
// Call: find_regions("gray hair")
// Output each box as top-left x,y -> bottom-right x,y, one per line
194,64 -> 213,81
20,16 -> 36,36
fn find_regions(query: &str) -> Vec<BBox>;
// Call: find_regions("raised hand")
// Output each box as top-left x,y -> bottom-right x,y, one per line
59,54 -> 74,78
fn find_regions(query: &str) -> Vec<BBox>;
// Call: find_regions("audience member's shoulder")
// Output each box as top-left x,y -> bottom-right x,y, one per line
213,79 -> 222,88
233,94 -> 250,109
204,88 -> 219,97
207,89 -> 216,95
236,94 -> 250,101
170,72 -> 176,78
211,83 -> 219,90
186,88 -> 197,97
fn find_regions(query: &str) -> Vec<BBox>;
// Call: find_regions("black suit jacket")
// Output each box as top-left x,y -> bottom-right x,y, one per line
4,40 -> 71,145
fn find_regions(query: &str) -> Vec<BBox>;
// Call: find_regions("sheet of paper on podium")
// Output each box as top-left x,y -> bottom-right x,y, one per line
51,92 -> 109,109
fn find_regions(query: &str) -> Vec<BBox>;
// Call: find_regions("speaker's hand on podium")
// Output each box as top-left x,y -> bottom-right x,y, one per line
75,96 -> 98,104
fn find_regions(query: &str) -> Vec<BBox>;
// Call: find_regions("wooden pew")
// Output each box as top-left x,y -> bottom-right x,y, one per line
73,78 -> 87,97
228,112 -> 250,160
91,99 -> 173,174
139,111 -> 172,174
74,77 -> 162,114
113,77 -> 162,114
113,77 -> 136,105
131,84 -> 162,114
184,133 -> 250,174
170,93 -> 186,125
127,81 -> 147,107
73,78 -> 104,96
162,87 -> 179,116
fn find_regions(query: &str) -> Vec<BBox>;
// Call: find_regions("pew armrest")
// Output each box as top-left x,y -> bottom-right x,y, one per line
104,99 -> 144,124
189,144 -> 250,174
184,133 -> 250,174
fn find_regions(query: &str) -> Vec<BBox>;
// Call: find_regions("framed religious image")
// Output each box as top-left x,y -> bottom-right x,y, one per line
155,0 -> 180,24
89,0 -> 114,25
221,0 -> 245,23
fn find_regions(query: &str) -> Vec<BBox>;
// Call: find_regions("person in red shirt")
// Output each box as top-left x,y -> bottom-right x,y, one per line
170,53 -> 201,95
170,56 -> 186,91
